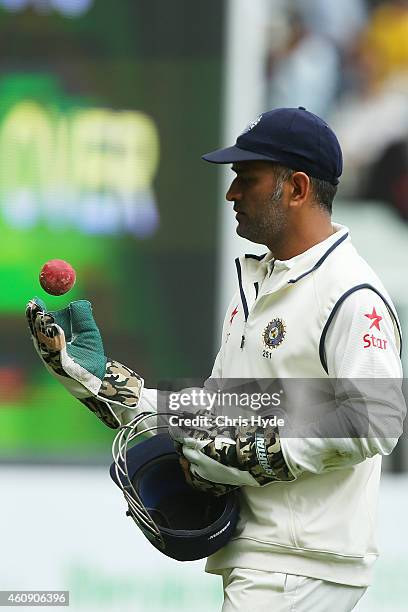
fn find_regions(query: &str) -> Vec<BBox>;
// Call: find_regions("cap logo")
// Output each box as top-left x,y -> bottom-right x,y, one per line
241,114 -> 262,135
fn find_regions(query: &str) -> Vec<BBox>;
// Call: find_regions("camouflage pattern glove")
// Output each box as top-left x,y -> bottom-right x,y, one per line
26,298 -> 143,429
176,444 -> 239,497
171,412 -> 295,487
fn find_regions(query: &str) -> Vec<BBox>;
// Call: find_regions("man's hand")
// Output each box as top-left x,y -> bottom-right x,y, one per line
26,297 -> 144,429
169,409 -> 295,493
174,441 -> 239,496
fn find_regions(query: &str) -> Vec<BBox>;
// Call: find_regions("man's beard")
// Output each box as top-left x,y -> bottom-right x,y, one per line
237,181 -> 288,248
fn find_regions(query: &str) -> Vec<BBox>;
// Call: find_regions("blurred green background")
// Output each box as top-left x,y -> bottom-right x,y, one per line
0,0 -> 224,458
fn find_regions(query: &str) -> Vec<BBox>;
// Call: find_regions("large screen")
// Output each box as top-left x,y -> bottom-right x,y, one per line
0,0 -> 224,457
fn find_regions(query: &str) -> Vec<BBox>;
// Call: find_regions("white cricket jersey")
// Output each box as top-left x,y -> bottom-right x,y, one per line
203,223 -> 404,587
133,223 -> 404,587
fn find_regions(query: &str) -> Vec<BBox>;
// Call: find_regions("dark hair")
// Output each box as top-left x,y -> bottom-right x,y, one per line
309,177 -> 337,215
272,164 -> 337,214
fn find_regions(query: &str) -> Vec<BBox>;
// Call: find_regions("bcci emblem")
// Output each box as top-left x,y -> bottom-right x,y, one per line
262,318 -> 286,349
242,114 -> 262,134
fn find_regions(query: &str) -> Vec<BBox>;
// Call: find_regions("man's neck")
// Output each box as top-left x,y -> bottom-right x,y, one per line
267,222 -> 335,261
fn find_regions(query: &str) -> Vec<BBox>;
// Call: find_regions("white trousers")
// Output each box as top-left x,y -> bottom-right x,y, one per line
221,568 -> 367,612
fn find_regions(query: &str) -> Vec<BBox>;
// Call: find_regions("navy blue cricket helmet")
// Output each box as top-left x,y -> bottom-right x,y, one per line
110,413 -> 239,562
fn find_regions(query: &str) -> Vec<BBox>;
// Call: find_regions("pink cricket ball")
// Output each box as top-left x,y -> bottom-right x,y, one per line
39,259 -> 76,296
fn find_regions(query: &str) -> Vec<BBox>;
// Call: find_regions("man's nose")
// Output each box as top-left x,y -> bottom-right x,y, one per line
226,179 -> 241,202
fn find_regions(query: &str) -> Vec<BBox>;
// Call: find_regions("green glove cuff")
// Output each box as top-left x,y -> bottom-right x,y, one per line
26,297 -> 143,429
44,299 -> 107,380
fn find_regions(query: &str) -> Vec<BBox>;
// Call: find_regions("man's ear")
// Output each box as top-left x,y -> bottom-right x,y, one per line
288,172 -> 310,206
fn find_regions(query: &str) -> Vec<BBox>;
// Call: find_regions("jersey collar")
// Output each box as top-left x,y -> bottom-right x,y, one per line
253,223 -> 350,282
286,224 -> 350,283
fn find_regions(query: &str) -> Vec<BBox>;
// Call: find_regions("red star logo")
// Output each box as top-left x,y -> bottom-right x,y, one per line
230,306 -> 239,325
365,307 -> 382,331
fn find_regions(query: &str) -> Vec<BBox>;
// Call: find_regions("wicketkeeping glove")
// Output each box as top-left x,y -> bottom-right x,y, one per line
25,298 -> 144,429
170,408 -> 295,491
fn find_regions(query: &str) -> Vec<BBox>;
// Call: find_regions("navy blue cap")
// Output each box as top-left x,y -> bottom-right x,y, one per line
202,107 -> 343,185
